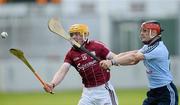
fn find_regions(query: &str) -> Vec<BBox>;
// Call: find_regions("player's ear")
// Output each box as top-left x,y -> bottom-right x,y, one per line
152,30 -> 159,36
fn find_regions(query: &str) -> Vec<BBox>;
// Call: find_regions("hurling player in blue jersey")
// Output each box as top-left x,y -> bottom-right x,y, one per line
100,20 -> 179,105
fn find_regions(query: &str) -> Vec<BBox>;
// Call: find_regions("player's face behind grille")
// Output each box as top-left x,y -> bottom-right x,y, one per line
70,32 -> 86,45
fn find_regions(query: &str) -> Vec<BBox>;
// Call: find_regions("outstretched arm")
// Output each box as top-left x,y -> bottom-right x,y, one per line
115,51 -> 144,65
44,62 -> 70,93
116,50 -> 139,57
100,51 -> 144,69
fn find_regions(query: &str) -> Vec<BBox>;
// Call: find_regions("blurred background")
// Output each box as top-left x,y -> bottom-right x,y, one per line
0,0 -> 180,93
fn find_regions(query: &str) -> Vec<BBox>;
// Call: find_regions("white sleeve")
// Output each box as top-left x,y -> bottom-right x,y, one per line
106,51 -> 116,60
63,62 -> 71,68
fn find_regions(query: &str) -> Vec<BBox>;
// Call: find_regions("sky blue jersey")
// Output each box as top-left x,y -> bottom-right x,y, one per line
139,41 -> 173,89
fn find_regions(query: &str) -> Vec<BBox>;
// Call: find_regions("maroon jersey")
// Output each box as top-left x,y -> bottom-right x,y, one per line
64,40 -> 110,87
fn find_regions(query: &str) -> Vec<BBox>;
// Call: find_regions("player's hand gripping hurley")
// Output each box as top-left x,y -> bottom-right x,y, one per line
48,18 -> 102,63
9,48 -> 54,94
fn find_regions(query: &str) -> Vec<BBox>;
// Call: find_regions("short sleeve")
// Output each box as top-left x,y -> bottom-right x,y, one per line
143,43 -> 166,60
64,51 -> 73,65
94,41 -> 110,59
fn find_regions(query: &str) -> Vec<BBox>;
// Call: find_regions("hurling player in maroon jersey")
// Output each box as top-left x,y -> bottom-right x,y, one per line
44,24 -> 119,105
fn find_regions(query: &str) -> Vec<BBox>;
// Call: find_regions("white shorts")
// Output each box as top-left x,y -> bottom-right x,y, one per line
78,81 -> 118,105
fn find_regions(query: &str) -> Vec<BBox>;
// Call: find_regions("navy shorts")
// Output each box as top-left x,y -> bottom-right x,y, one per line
143,82 -> 179,105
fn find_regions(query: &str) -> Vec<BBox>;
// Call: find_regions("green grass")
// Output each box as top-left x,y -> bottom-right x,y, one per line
0,88 -> 179,105
0,90 -> 81,105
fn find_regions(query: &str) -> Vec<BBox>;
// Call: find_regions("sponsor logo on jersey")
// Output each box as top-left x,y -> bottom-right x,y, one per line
73,57 -> 80,61
76,51 -> 97,71
81,53 -> 88,60
77,60 -> 97,71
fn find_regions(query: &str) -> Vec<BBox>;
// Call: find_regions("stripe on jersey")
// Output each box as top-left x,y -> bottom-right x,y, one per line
144,42 -> 159,54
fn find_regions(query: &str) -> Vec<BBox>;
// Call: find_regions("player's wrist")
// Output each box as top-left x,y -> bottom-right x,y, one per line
52,83 -> 56,88
50,83 -> 56,88
111,59 -> 118,66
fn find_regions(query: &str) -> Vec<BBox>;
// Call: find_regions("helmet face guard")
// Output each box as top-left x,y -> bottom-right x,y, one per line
141,21 -> 163,35
140,20 -> 163,45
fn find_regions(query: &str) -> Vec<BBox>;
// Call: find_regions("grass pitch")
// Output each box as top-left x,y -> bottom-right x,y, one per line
0,88 -> 179,105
